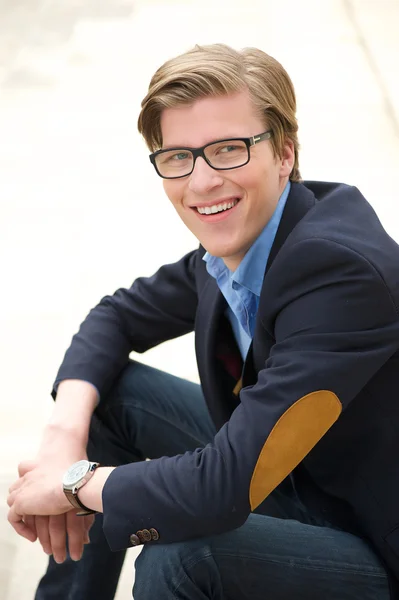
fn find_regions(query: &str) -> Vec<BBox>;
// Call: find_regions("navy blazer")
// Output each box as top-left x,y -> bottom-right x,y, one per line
54,181 -> 399,594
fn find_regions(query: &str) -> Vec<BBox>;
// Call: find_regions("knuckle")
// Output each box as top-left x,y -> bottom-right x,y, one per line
50,533 -> 65,545
67,525 -> 83,541
38,525 -> 49,539
49,516 -> 65,538
67,513 -> 82,532
17,461 -> 27,476
37,525 -> 50,541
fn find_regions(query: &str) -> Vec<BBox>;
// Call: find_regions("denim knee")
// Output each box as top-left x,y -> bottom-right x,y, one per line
133,540 -> 222,600
101,360 -> 140,406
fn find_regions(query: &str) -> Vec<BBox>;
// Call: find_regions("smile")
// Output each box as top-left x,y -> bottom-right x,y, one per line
196,198 -> 240,215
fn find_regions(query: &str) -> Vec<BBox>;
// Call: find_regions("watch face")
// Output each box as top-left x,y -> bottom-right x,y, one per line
63,460 -> 89,487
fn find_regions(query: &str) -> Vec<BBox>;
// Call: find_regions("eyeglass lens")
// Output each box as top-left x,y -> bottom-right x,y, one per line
155,140 -> 249,177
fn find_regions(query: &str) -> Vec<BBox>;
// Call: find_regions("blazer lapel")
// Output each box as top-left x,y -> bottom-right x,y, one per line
195,277 -> 224,360
242,182 -> 317,387
266,181 -> 316,272
195,277 -> 240,428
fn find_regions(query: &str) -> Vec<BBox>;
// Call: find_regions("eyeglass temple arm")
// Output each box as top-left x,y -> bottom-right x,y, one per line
250,130 -> 272,146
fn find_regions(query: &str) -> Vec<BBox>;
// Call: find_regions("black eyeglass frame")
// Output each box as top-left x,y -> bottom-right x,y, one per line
149,130 -> 273,179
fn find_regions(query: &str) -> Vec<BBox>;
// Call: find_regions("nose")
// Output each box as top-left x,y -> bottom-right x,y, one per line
188,157 -> 224,195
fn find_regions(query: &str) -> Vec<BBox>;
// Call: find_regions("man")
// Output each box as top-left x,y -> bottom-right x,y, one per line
7,44 -> 399,599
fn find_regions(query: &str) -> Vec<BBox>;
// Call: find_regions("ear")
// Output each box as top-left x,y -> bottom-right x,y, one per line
279,139 -> 295,178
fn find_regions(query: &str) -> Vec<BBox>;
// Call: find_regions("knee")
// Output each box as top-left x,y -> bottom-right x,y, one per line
134,543 -> 189,595
104,360 -> 140,402
94,360 -> 146,426
101,360 -> 161,410
133,540 -> 218,599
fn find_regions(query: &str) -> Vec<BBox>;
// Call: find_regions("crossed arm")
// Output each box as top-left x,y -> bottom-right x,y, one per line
7,251 -> 199,562
7,379 -> 113,563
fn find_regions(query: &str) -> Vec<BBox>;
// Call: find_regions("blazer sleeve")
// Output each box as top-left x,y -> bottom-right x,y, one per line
102,237 -> 399,550
52,250 -> 199,399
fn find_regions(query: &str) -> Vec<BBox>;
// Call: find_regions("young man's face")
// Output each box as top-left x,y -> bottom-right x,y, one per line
160,90 -> 294,271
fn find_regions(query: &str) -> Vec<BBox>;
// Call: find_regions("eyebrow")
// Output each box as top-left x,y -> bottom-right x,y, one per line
161,134 -> 248,151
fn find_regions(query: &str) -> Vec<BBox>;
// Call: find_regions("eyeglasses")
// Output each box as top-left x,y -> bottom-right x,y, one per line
149,130 -> 273,179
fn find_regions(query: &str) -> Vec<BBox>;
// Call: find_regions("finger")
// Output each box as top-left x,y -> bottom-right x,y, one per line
24,515 -> 38,537
35,515 -> 52,555
49,514 -> 67,563
7,490 -> 16,507
7,506 -> 37,543
18,460 -> 37,478
66,511 -> 85,561
8,479 -> 23,495
84,514 -> 95,543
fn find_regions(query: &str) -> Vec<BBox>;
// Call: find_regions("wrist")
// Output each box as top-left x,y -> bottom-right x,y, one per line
77,467 -> 116,513
48,379 -> 98,439
42,422 -> 88,450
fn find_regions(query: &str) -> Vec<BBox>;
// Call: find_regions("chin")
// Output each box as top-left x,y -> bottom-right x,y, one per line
202,244 -> 234,258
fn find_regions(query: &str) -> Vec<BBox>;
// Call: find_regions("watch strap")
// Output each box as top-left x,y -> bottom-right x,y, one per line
64,488 -> 97,516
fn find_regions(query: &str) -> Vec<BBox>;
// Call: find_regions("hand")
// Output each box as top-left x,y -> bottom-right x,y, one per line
23,514 -> 94,563
7,461 -> 74,518
8,426 -> 91,561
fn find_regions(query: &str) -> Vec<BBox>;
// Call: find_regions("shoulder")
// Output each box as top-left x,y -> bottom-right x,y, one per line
281,181 -> 399,279
261,183 -> 399,318
295,181 -> 382,243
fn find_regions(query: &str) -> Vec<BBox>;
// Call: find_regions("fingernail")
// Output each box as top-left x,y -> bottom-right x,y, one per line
71,554 -> 82,562
55,556 -> 66,564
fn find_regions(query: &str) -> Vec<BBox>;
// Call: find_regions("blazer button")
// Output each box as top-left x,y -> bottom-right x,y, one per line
130,534 -> 141,547
141,529 -> 152,542
136,530 -> 146,543
150,528 -> 160,541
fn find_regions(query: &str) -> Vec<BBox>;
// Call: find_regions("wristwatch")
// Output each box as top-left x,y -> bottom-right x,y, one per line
62,460 -> 100,516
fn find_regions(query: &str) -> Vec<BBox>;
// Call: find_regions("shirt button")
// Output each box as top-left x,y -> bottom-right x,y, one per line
150,528 -> 160,541
129,534 -> 141,547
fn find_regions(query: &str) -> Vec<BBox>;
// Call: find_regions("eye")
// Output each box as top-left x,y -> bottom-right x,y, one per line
158,151 -> 191,166
218,144 -> 240,154
168,152 -> 190,162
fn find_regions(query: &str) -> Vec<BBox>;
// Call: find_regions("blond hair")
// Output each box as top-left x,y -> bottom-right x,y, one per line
138,44 -> 301,182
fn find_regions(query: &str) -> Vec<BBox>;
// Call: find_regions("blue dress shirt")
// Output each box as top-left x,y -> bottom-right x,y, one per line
203,181 -> 291,360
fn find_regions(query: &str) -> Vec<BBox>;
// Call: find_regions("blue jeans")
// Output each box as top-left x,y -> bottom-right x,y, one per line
35,361 -> 390,599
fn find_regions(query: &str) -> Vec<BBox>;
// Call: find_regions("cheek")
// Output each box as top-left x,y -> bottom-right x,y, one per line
163,181 -> 183,207
231,167 -> 265,197
241,159 -> 279,193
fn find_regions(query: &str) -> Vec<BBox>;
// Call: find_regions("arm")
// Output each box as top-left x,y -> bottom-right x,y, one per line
12,380 -> 99,561
45,379 -> 98,444
10,250 -> 199,559
98,238 -> 399,550
52,249 -> 199,401
41,249 -> 199,461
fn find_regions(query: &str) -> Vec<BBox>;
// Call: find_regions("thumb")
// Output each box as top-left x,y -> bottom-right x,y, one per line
18,460 -> 37,478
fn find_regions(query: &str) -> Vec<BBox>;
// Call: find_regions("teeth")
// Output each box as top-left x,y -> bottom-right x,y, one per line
197,199 -> 239,215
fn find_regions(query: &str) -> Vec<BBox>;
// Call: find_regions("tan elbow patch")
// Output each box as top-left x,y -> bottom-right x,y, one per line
233,377 -> 243,396
249,390 -> 342,511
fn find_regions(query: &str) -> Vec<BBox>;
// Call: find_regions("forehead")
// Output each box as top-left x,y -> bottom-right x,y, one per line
160,90 -> 263,148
